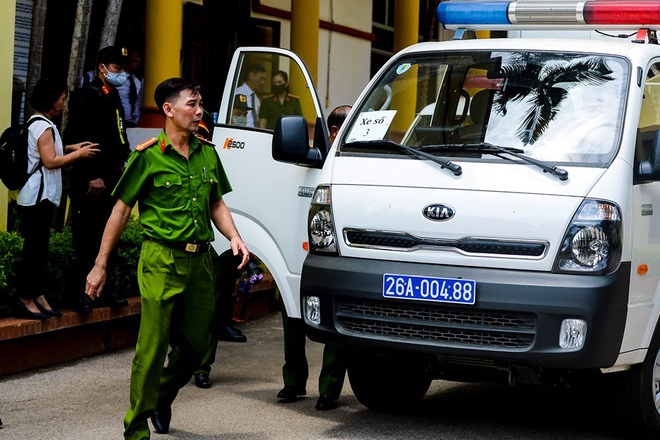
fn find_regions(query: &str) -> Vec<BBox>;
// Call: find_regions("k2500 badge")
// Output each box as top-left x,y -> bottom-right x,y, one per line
423,204 -> 455,221
223,138 -> 245,149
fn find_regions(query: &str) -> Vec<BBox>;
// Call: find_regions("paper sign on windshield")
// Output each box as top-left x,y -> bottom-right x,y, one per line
346,110 -> 397,142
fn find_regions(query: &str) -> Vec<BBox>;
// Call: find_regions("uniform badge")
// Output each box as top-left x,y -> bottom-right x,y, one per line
134,137 -> 158,152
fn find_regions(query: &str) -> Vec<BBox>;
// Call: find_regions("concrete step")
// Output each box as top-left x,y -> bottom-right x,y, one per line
0,274 -> 277,377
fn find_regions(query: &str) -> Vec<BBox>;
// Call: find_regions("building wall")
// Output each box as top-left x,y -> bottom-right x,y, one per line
255,0 -> 373,115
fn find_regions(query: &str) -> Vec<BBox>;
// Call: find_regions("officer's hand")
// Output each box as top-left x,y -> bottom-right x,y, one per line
87,178 -> 106,197
85,265 -> 106,299
232,238 -> 250,270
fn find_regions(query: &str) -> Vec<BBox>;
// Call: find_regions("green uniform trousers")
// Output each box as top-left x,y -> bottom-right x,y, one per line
280,299 -> 347,398
123,240 -> 214,440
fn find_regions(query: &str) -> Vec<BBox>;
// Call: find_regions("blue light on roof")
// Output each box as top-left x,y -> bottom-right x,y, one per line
437,1 -> 510,26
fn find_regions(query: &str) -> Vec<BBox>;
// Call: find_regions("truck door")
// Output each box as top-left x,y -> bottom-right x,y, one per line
629,60 -> 660,348
211,47 -> 326,318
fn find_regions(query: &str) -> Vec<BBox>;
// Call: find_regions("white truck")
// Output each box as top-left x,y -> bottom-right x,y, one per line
211,1 -> 660,437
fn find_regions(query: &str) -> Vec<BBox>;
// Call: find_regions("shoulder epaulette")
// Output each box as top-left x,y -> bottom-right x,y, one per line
194,133 -> 215,147
288,94 -> 299,99
264,94 -> 275,99
134,137 -> 158,151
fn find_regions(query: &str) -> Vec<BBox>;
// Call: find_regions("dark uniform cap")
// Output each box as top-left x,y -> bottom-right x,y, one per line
97,45 -> 130,66
234,94 -> 252,110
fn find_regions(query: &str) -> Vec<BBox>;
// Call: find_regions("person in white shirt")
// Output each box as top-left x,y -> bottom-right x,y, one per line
234,63 -> 266,127
117,50 -> 144,127
14,78 -> 99,320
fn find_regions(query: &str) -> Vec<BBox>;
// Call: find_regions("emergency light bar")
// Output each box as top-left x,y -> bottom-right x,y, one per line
437,1 -> 660,30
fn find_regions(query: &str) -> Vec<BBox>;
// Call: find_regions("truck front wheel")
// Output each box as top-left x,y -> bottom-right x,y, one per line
614,325 -> 660,438
347,350 -> 432,412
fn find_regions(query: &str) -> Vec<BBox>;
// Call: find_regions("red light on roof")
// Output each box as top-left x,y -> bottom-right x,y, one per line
438,0 -> 660,30
585,1 -> 660,25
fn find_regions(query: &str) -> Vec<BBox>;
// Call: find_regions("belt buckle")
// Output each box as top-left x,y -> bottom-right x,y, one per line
185,243 -> 199,253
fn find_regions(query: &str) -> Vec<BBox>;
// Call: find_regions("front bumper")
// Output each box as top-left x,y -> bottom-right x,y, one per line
302,254 -> 630,370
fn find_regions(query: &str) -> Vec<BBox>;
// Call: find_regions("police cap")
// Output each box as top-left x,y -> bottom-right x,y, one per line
233,94 -> 252,110
97,45 -> 129,66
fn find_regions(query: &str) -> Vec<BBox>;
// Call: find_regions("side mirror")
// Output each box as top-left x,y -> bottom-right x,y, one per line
272,116 -> 324,168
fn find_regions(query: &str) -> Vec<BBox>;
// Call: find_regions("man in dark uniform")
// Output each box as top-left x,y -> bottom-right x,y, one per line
64,45 -> 132,313
192,110 -> 248,389
85,78 -> 250,440
258,70 -> 303,130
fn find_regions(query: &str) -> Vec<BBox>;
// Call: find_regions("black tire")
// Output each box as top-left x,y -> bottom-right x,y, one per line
347,350 -> 432,412
613,325 -> 660,439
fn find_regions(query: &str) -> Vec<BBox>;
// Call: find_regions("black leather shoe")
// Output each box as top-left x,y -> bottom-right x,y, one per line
107,297 -> 128,307
218,324 -> 247,343
276,385 -> 306,402
150,407 -> 171,434
14,300 -> 51,320
76,301 -> 92,315
194,372 -> 211,389
316,394 -> 339,411
77,297 -> 93,314
35,303 -> 63,318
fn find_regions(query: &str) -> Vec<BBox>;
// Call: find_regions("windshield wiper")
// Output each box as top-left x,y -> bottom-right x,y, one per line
420,142 -> 568,181
418,144 -> 525,154
343,140 -> 462,176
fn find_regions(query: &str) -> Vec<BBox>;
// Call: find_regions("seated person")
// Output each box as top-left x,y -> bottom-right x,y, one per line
231,94 -> 252,126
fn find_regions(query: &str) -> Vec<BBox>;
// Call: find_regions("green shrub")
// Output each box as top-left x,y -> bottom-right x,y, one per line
0,219 -> 143,318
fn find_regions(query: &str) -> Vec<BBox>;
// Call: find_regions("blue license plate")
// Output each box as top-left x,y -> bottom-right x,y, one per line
383,273 -> 476,305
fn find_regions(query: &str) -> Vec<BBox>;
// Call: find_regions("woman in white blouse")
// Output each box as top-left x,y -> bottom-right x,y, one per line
15,78 -> 100,319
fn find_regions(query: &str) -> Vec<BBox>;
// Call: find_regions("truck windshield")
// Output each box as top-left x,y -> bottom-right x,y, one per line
342,50 -> 629,166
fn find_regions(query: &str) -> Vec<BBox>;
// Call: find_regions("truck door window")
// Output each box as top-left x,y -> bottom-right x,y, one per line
635,62 -> 660,180
225,52 -> 317,136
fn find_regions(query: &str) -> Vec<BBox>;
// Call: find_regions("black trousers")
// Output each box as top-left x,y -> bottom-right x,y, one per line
18,200 -> 56,299
196,250 -> 241,374
70,193 -> 116,298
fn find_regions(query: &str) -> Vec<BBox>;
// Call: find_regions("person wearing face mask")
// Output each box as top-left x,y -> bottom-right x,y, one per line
63,45 -> 132,314
258,70 -> 303,130
231,94 -> 252,127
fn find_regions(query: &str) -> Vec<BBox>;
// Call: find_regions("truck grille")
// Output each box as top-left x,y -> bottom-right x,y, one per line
344,229 -> 547,258
337,299 -> 536,349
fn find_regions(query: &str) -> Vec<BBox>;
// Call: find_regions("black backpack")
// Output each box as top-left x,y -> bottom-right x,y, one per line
0,116 -> 49,190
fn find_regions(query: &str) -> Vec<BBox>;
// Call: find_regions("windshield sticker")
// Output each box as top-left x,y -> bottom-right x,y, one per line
346,110 -> 397,142
397,63 -> 412,75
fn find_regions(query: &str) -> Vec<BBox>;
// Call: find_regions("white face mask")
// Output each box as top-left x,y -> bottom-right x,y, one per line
102,65 -> 128,87
234,116 -> 247,126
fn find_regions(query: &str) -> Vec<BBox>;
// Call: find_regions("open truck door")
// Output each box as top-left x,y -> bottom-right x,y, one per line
210,47 -> 327,319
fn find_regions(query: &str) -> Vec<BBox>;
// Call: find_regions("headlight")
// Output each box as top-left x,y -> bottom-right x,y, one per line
553,199 -> 622,274
308,186 -> 338,255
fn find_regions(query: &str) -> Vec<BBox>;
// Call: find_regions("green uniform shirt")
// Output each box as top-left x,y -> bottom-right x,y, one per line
259,94 -> 303,129
112,130 -> 232,243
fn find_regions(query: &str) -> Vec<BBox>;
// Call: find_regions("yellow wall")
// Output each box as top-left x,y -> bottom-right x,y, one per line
0,1 -> 16,230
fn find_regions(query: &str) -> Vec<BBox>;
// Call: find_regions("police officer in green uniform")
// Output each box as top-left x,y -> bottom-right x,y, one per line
257,70 -> 302,130
85,78 -> 249,440
64,45 -> 132,312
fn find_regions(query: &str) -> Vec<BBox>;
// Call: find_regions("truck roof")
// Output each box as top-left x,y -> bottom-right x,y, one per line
398,37 -> 660,60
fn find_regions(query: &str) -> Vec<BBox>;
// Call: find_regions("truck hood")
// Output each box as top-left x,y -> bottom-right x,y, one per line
329,156 -> 606,272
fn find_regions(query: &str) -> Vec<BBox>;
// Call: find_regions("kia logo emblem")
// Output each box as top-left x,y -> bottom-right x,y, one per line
423,204 -> 455,221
